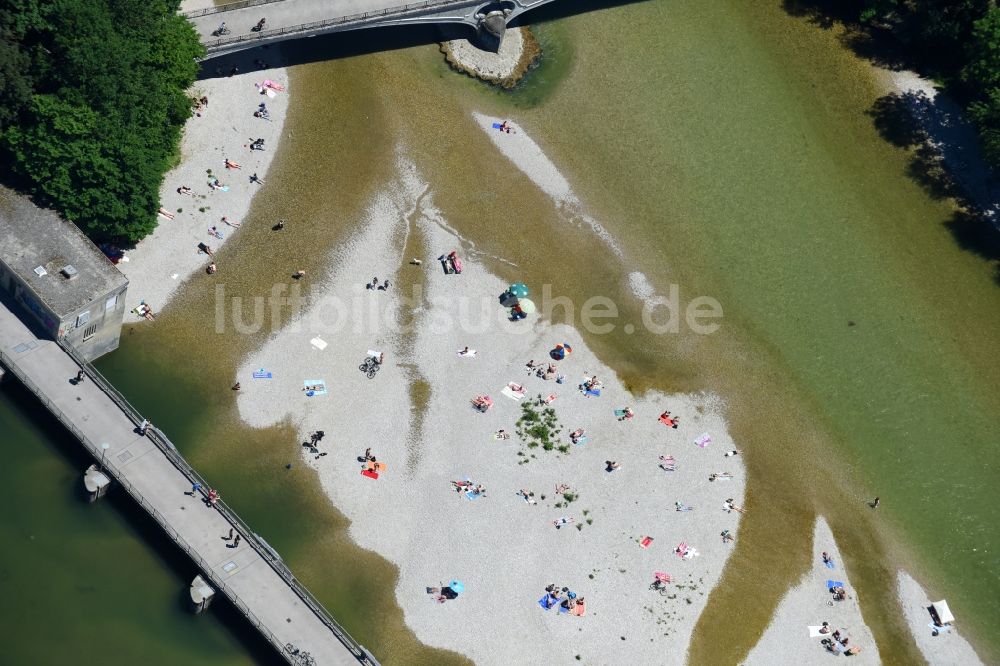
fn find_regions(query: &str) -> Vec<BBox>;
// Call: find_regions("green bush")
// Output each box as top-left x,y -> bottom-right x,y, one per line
0,0 -> 204,243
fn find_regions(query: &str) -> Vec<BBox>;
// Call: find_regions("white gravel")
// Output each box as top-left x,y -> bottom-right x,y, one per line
744,518 -> 880,665
233,154 -> 747,665
896,570 -> 984,666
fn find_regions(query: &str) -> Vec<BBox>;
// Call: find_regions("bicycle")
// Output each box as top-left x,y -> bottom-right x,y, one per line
212,25 -> 231,37
359,356 -> 380,379
649,580 -> 670,596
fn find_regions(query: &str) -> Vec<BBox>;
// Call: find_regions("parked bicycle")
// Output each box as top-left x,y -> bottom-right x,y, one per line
359,355 -> 381,379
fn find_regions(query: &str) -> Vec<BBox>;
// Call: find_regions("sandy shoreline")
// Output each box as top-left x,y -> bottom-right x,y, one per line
885,69 -> 1000,226
116,61 -> 291,319
897,571 -> 984,666
232,151 -> 747,663
744,518 -> 879,664
441,29 -> 541,89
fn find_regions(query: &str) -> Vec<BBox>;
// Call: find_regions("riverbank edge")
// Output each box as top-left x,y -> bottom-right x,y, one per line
440,28 -> 542,90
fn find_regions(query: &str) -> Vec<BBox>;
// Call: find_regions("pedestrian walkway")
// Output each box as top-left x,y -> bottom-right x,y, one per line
0,302 -> 376,666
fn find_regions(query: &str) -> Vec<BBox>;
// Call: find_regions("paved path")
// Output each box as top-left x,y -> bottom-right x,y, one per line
0,303 -> 371,666
187,0 -> 479,54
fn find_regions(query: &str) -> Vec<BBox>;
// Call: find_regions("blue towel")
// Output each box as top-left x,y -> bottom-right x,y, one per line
585,389 -> 601,397
466,491 -> 483,500
573,436 -> 588,446
824,560 -> 836,569
538,595 -> 557,610
827,580 -> 844,590
558,604 -> 570,614
252,369 -> 272,379
492,122 -> 503,129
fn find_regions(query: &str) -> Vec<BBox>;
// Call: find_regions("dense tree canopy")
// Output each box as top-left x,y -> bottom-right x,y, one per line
0,0 -> 203,243
857,0 -> 1000,171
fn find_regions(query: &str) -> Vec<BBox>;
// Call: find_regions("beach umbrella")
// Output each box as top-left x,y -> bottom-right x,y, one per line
448,580 -> 465,594
508,283 -> 529,298
516,298 -> 536,314
562,344 -> 573,354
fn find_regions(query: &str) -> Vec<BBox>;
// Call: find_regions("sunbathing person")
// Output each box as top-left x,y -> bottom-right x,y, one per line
709,472 -> 733,481
158,207 -> 175,219
569,429 -> 585,443
302,384 -> 323,392
605,460 -> 620,472
509,383 -> 525,393
452,480 -> 473,490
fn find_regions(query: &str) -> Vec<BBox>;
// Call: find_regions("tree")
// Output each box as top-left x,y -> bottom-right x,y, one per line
0,0 -> 203,243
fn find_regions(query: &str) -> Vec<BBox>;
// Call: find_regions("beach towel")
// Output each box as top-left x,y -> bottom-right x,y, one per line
365,461 -> 386,473
492,122 -> 503,129
808,626 -> 827,638
544,394 -> 557,404
558,604 -> 570,614
659,415 -> 677,427
571,604 -> 586,617
826,580 -> 844,590
640,536 -> 654,549
501,386 -> 525,401
252,369 -> 272,379
465,490 -> 484,500
303,379 -> 327,396
572,436 -> 588,446
695,433 -> 712,448
928,622 -> 953,634
538,594 -> 558,610
824,560 -> 836,569
654,572 -> 672,583
361,469 -> 378,480
310,336 -> 328,351
457,349 -> 477,357
585,388 -> 601,397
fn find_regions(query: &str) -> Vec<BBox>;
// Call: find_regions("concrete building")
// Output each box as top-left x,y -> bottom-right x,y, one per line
0,186 -> 128,361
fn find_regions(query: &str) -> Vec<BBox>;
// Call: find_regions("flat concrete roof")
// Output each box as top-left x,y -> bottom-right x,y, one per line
0,186 -> 127,318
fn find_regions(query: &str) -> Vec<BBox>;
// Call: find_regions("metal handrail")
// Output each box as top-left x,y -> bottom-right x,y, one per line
1,341 -> 378,665
197,0 -> 483,52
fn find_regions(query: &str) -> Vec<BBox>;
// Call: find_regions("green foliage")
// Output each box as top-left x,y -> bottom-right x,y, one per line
968,87 -> 1000,167
515,396 -> 563,451
963,7 -> 1000,90
853,0 -> 1000,169
0,0 -> 203,243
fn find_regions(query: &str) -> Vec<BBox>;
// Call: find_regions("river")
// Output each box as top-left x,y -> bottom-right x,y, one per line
4,0 -> 998,663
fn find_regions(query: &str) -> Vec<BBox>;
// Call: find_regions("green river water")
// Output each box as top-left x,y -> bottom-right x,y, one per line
2,1 -> 998,664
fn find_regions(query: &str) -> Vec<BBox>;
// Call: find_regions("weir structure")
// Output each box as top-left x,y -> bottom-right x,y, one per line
0,300 -> 378,666
186,0 -> 563,57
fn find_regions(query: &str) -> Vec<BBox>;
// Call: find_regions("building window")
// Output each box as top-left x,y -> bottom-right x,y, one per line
76,310 -> 90,328
105,293 -> 118,311
83,323 -> 98,341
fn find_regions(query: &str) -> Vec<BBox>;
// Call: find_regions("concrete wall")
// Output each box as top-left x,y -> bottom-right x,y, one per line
0,260 -> 127,362
60,285 -> 128,361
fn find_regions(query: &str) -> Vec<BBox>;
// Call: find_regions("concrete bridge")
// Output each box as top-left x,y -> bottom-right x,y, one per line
185,0 -> 562,58
0,301 -> 378,666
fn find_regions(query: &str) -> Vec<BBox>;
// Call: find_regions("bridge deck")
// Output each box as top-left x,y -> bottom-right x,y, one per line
187,0 -> 473,52
0,303 -> 369,666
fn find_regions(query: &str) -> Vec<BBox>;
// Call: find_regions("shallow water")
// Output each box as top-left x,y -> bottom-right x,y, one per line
8,0 -> 999,664
0,381 -> 272,666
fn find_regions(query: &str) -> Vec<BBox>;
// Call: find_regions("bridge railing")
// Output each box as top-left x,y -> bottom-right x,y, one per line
0,340 -> 378,666
195,0 -> 481,52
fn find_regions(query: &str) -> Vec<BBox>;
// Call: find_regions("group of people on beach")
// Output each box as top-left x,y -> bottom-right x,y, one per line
818,622 -> 863,656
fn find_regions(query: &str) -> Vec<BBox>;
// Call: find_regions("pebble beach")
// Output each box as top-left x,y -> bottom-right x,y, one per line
107,27 -> 993,665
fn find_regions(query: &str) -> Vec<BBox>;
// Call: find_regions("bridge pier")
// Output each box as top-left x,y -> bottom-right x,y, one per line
190,575 -> 216,614
475,9 -> 512,52
83,464 -> 111,502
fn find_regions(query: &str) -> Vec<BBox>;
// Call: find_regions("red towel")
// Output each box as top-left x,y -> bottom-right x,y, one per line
640,536 -> 654,549
361,469 -> 379,480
